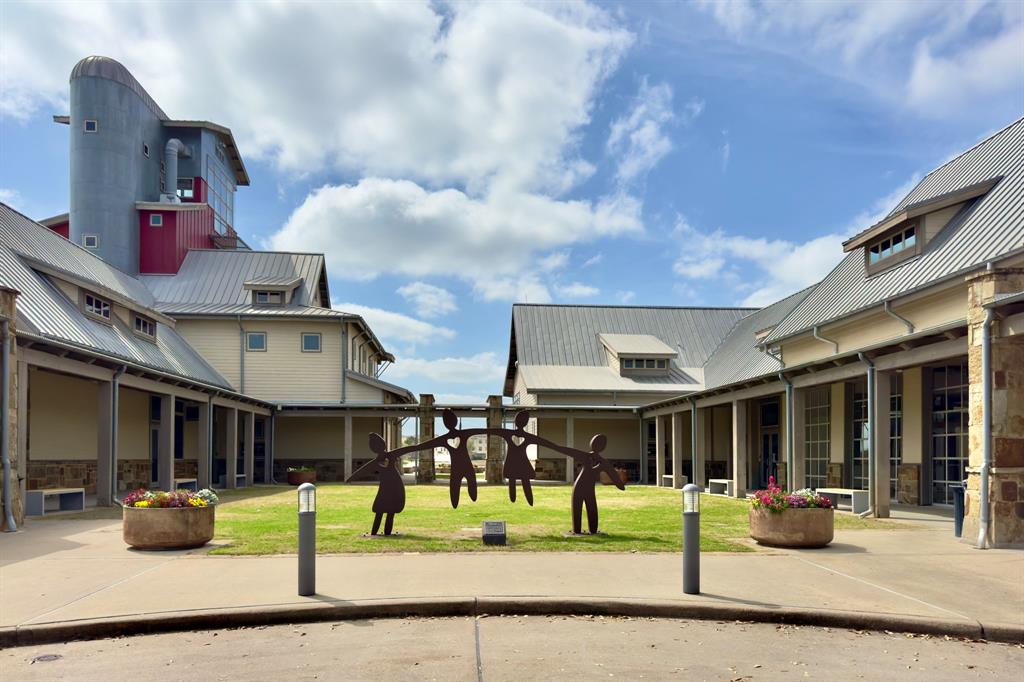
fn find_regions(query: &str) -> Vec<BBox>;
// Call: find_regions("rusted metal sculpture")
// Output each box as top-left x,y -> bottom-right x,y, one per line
349,409 -> 625,536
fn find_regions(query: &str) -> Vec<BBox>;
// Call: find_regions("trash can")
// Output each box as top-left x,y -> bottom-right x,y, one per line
951,483 -> 966,538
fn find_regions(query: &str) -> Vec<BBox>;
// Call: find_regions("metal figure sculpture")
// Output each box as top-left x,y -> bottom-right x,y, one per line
543,434 -> 625,534
411,408 -> 492,509
347,434 -> 421,535
496,410 -> 537,505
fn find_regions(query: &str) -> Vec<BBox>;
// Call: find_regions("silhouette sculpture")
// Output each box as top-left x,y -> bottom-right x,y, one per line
348,411 -> 625,537
346,434 -> 420,535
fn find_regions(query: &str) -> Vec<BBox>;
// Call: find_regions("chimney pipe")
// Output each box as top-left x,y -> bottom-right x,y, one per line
161,139 -> 189,203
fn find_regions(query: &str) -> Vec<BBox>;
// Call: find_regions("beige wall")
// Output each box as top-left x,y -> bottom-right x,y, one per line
175,319 -> 241,389
537,392 -> 676,407
118,387 -> 150,461
706,404 -> 732,462
275,415 -> 386,460
29,369 -> 98,461
511,372 -> 537,407
902,367 -> 924,465
346,376 -> 384,402
534,416 -> 641,461
922,203 -> 963,243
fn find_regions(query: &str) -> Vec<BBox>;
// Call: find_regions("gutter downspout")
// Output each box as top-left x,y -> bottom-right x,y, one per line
340,322 -> 348,404
237,316 -> 245,394
858,352 -> 875,518
2,319 -> 15,531
779,372 -> 794,492
688,397 -> 698,485
884,300 -> 914,335
812,325 -> 839,355
978,307 -> 994,549
110,366 -> 125,504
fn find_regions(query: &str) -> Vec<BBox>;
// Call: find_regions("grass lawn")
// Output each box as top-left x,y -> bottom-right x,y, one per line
210,483 -> 892,555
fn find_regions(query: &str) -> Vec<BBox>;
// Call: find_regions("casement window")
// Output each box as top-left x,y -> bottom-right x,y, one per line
149,214 -> 163,227
620,356 -> 670,375
83,119 -> 98,133
83,291 -> 111,322
176,177 -> 195,200
253,290 -> 283,305
83,234 -> 99,249
866,221 -> 918,273
301,332 -> 322,353
245,331 -> 267,352
133,314 -> 157,341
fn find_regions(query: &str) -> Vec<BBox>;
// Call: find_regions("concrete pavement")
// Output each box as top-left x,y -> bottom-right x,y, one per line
1,513 -> 1022,646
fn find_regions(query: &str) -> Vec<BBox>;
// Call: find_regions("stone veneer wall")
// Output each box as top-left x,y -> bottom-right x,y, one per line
897,464 -> 921,505
826,463 -> 844,488
27,459 -> 155,496
2,288 -> 22,529
535,457 -> 566,481
174,460 -> 198,478
118,460 -> 150,492
964,267 -> 1024,547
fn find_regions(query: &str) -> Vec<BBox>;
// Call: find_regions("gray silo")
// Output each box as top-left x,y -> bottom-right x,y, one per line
69,56 -> 166,275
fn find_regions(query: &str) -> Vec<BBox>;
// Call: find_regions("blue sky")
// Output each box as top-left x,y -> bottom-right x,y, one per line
1,1 -> 1022,406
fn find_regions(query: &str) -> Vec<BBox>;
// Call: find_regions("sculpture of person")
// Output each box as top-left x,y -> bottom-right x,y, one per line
412,408 -> 491,509
544,434 -> 625,535
496,410 -> 538,505
346,433 -> 421,536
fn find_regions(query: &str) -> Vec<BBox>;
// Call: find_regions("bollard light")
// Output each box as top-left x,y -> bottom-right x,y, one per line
297,482 -> 316,596
682,483 -> 700,595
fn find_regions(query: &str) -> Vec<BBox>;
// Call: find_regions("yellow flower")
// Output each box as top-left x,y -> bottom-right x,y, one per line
135,500 -> 150,508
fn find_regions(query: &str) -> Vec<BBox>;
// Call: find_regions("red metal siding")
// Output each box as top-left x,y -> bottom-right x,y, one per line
47,221 -> 70,239
139,207 -> 216,274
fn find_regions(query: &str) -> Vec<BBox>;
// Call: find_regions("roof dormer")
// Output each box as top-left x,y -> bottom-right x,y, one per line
244,276 -> 302,306
598,333 -> 678,377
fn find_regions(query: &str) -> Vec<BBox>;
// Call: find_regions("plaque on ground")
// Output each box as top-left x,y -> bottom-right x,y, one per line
482,520 -> 507,546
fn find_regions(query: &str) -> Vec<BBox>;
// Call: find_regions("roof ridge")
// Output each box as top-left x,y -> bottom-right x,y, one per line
512,303 -> 758,311
182,248 -> 327,257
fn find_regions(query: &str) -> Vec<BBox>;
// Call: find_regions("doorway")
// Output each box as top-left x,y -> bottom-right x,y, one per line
755,400 -> 780,489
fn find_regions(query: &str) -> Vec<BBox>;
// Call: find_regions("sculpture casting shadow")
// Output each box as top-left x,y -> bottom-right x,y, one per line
346,433 -> 422,535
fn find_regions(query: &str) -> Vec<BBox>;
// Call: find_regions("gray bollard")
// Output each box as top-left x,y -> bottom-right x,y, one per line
298,482 -> 316,596
682,483 -> 700,595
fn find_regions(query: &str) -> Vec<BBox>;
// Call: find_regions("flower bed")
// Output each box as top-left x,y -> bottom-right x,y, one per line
749,478 -> 834,548
122,489 -> 219,550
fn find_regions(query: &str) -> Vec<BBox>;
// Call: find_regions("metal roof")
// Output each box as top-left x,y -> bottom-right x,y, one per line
0,203 -> 232,389
71,56 -> 169,119
511,304 -> 755,368
598,333 -> 679,356
243,275 -> 302,288
518,365 -> 702,394
768,116 -> 1024,344
157,302 -> 347,318
703,287 -> 814,389
348,371 -> 416,403
141,250 -> 327,308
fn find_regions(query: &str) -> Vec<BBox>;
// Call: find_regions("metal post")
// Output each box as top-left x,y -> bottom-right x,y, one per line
298,482 -> 316,596
682,483 -> 700,595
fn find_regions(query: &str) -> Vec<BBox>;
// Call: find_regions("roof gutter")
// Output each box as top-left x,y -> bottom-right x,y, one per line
884,300 -> 914,334
812,326 -> 839,355
2,317 -> 15,531
977,305 -> 995,549
237,316 -> 245,394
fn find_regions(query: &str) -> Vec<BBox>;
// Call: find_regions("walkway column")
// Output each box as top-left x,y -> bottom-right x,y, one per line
654,416 -> 666,487
96,380 -> 115,505
417,394 -> 435,483
965,267 -> 1024,546
485,395 -> 503,483
225,407 -> 238,488
693,407 -> 706,489
790,388 -> 807,490
157,395 -> 175,491
872,370 -> 892,517
242,410 -> 255,487
197,400 -> 211,489
1,288 -> 23,529
671,412 -> 686,489
264,414 -> 275,484
16,360 -> 27,521
343,414 -> 353,481
565,415 -> 575,483
732,399 -> 748,498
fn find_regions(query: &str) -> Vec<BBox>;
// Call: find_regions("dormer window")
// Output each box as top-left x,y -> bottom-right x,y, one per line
622,357 -> 668,372
133,313 -> 157,341
253,291 -> 284,305
868,222 -> 917,266
83,291 -> 111,322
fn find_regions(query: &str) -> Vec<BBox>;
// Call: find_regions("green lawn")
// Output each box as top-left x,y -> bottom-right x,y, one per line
210,483 -> 891,555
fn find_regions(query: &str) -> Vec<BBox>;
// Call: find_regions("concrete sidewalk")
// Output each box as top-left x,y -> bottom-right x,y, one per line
1,515 -> 1021,643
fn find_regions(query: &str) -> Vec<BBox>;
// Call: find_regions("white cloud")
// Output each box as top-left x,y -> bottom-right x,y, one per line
387,352 -> 506,385
396,282 -> 458,319
538,251 -> 570,272
694,0 -> 1024,115
333,301 -> 454,346
582,253 -> 603,268
616,290 -> 636,303
607,79 -> 681,183
0,189 -> 21,208
272,179 -> 642,301
555,282 -> 600,299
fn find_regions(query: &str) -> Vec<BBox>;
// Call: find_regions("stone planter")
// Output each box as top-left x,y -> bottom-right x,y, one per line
749,507 -> 834,548
123,505 -> 215,550
287,470 -> 317,486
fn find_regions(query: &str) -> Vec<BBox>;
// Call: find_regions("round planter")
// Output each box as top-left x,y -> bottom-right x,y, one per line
287,470 -> 317,486
749,507 -> 834,548
123,505 -> 215,550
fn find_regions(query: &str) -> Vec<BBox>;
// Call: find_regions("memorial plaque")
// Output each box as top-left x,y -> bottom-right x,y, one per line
482,520 -> 507,546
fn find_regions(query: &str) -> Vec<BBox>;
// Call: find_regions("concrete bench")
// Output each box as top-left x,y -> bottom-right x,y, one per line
707,478 -> 734,496
172,478 -> 198,492
816,487 -> 869,514
25,488 -> 86,516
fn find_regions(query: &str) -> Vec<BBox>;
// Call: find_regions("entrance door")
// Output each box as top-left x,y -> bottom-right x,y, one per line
149,426 -> 159,486
758,432 -> 778,489
644,420 -> 656,484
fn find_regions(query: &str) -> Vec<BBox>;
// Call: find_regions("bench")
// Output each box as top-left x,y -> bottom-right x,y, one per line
816,487 -> 869,514
172,478 -> 198,492
25,488 -> 86,516
707,478 -> 734,496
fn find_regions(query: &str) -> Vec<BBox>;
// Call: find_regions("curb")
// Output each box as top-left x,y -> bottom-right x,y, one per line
2,597 -> 1021,648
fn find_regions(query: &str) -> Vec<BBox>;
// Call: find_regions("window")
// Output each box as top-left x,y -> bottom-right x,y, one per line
868,223 -> 918,265
83,292 -> 111,321
149,214 -> 163,227
206,157 -> 235,235
253,291 -> 283,305
623,358 -> 634,369
513,392 -> 521,405
889,374 -> 903,501
656,359 -> 667,369
176,178 -> 194,200
133,314 -> 157,340
83,119 -> 98,133
143,142 -> 150,157
851,382 -> 869,490
301,333 -> 322,353
246,332 -> 267,352
83,234 -> 99,249
931,362 -> 968,505
804,386 -> 830,489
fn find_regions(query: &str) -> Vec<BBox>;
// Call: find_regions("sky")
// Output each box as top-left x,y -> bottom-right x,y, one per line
1,0 -> 1022,407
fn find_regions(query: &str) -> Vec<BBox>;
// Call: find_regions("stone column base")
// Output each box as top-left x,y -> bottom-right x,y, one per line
963,469 -> 1024,547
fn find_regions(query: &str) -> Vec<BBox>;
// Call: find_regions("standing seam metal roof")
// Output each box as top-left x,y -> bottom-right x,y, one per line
767,117 -> 1024,344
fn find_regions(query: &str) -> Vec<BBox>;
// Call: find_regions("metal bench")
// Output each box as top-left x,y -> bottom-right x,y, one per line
707,478 -> 734,496
816,487 -> 869,514
172,478 -> 198,492
25,488 -> 86,516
